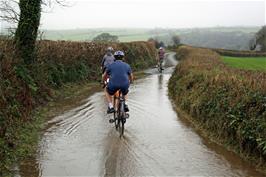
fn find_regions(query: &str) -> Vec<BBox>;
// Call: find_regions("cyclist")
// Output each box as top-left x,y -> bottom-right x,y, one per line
101,47 -> 115,85
101,47 -> 115,74
102,51 -> 133,114
158,47 -> 165,70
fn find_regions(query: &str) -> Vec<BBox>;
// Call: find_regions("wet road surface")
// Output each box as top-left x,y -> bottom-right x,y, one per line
17,53 -> 265,177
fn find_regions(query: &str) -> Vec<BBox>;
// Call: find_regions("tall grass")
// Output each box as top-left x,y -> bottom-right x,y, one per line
169,46 -> 266,170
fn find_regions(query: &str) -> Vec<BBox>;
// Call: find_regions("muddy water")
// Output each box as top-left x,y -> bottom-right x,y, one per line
17,53 -> 265,177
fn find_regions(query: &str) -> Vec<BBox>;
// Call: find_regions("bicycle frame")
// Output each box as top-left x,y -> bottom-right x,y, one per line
113,90 -> 127,137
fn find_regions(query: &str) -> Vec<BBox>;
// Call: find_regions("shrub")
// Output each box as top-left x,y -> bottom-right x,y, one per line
169,46 -> 266,168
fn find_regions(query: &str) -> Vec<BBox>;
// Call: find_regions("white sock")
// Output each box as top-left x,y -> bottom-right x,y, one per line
108,103 -> 113,108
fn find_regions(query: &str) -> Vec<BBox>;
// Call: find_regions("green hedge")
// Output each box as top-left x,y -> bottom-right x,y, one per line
168,46 -> 266,170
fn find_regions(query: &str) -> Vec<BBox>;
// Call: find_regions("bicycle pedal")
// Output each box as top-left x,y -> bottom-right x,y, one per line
109,119 -> 115,123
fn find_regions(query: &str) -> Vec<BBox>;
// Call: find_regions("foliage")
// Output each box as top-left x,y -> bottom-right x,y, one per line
159,41 -> 165,48
169,46 -> 266,168
251,26 -> 266,52
171,35 -> 181,47
0,39 -> 157,172
147,38 -> 163,49
92,33 -> 119,42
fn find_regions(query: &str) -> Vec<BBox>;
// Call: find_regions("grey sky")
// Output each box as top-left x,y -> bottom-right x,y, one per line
0,0 -> 265,30
39,0 -> 265,29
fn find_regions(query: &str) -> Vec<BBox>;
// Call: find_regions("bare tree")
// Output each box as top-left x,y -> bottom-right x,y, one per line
0,0 -> 19,24
0,0 -> 68,26
0,0 -> 68,64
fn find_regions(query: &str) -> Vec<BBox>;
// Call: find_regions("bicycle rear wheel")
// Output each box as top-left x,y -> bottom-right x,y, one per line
158,61 -> 162,73
114,110 -> 119,130
117,102 -> 124,137
113,96 -> 119,130
119,115 -> 124,138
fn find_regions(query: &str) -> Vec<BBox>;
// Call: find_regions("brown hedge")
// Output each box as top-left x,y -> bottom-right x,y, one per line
169,46 -> 266,171
0,39 -> 157,173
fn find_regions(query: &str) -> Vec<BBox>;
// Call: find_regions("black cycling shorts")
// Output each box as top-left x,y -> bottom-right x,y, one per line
107,83 -> 129,96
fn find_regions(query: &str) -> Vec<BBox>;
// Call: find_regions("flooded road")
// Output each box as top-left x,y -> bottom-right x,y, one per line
18,53 -> 265,177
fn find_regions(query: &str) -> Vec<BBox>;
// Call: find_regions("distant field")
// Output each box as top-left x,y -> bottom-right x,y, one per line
42,28 -> 154,42
42,27 -> 260,43
222,56 -> 266,71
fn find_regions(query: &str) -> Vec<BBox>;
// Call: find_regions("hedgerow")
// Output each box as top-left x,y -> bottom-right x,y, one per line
0,39 -> 157,173
169,46 -> 266,171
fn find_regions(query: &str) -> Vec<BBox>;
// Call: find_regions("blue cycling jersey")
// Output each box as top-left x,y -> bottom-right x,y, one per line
106,60 -> 132,87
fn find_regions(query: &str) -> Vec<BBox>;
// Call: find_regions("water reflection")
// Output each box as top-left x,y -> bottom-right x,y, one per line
157,74 -> 163,90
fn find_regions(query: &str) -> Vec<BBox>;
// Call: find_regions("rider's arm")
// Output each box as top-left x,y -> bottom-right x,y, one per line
102,71 -> 107,81
127,65 -> 134,84
101,57 -> 106,69
129,73 -> 134,84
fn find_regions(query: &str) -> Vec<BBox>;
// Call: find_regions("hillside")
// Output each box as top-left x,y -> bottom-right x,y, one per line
42,27 -> 260,50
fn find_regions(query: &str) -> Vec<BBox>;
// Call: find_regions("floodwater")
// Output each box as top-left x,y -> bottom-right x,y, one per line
16,53 -> 265,177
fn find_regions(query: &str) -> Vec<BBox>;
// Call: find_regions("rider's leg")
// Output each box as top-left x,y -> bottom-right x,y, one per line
160,58 -> 163,69
105,86 -> 116,114
121,86 -> 130,112
113,91 -> 119,110
105,88 -> 113,108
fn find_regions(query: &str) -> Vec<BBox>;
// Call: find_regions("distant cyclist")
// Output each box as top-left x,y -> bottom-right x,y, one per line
101,47 -> 115,85
101,47 -> 115,74
158,47 -> 165,69
102,51 -> 133,114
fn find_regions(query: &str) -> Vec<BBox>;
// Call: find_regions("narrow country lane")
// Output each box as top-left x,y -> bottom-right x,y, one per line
17,53 -> 265,177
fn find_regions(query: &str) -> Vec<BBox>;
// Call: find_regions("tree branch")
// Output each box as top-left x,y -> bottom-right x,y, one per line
0,0 -> 19,24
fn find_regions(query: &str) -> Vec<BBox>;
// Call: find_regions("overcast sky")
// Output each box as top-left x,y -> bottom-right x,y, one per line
39,0 -> 265,29
1,0 -> 265,30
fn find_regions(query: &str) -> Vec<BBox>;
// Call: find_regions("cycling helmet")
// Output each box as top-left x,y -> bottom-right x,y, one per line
159,47 -> 163,50
106,46 -> 114,52
114,50 -> 125,60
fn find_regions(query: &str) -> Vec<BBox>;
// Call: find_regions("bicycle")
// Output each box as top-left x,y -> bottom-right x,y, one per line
109,90 -> 129,137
